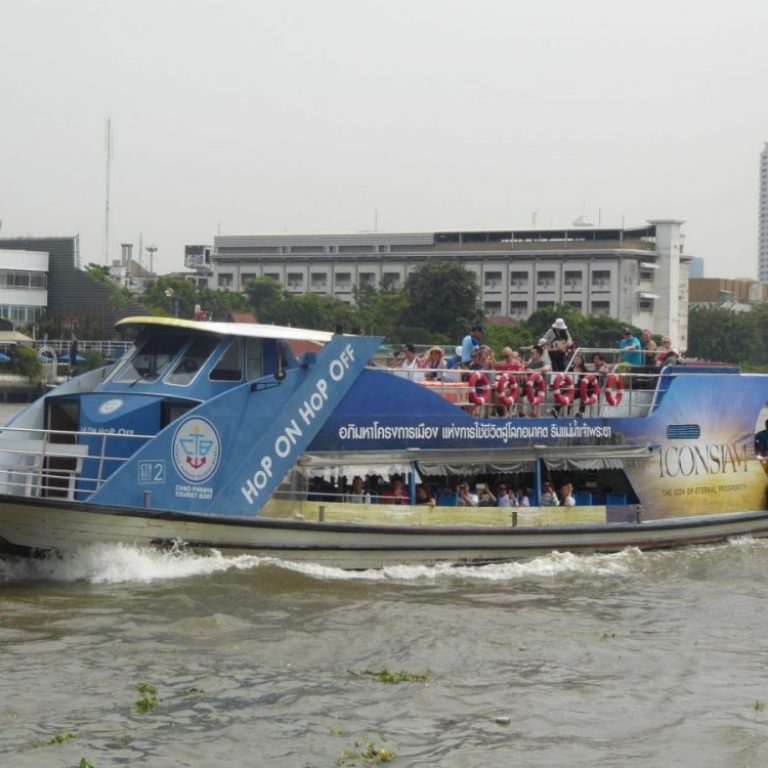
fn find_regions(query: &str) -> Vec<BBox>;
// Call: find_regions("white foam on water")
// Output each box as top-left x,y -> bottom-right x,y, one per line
0,543 -> 267,585
273,546 -> 647,583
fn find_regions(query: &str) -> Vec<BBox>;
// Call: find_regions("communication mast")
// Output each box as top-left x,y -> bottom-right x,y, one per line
104,118 -> 113,265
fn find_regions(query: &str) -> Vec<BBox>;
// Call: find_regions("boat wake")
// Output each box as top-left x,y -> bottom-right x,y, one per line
1,537 -> 764,585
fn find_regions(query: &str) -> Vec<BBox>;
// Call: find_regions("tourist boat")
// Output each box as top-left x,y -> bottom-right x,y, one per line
0,316 -> 766,568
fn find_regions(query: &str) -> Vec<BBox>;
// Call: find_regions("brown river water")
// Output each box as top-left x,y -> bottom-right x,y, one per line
2,410 -> 768,767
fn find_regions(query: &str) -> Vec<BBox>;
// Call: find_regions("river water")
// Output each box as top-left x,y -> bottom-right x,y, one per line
2,411 -> 768,767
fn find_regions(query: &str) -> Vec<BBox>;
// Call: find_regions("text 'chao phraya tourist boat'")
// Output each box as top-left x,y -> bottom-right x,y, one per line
0,316 -> 766,568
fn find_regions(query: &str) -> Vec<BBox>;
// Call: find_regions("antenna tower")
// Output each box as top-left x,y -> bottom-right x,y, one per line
104,118 -> 113,265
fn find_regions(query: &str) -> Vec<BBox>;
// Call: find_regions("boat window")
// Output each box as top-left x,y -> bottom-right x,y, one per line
165,335 -> 220,386
210,338 -> 243,381
246,338 -> 263,381
113,332 -> 190,383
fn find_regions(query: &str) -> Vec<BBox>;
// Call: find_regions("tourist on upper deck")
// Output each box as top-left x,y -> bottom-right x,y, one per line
398,344 -> 423,381
559,483 -> 576,507
619,328 -> 643,366
656,337 -> 680,367
423,346 -> 447,382
755,419 -> 768,458
456,481 -> 479,507
446,346 -> 463,370
381,476 -> 409,504
641,329 -> 657,366
525,344 -> 551,417
542,318 -> 573,372
569,354 -> 588,417
415,484 -> 436,507
540,480 -> 560,506
590,353 -> 609,375
496,347 -> 523,372
461,323 -> 484,364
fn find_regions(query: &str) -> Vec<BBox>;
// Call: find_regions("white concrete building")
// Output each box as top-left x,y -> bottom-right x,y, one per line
0,249 -> 49,326
211,220 -> 689,348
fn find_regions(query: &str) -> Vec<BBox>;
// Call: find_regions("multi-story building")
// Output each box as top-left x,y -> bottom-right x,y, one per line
0,248 -> 48,326
211,219 -> 689,347
760,143 -> 768,282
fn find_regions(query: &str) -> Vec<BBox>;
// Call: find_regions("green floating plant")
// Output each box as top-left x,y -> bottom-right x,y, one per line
135,682 -> 159,713
49,732 -> 77,745
358,668 -> 431,684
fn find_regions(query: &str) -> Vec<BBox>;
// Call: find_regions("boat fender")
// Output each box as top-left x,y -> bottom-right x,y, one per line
580,374 -> 600,406
604,373 -> 624,406
495,372 -> 519,406
552,373 -> 575,406
525,372 -> 547,404
468,372 -> 490,405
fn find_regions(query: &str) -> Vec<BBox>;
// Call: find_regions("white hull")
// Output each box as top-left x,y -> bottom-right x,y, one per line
3,496 -> 768,568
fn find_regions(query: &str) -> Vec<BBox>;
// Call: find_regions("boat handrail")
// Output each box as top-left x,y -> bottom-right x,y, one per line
0,426 -> 153,501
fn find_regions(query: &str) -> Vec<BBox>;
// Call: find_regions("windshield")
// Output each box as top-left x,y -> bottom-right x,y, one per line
113,332 -> 191,383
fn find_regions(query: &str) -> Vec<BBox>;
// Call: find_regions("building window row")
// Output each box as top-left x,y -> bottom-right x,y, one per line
0,270 -> 47,290
0,305 -> 43,325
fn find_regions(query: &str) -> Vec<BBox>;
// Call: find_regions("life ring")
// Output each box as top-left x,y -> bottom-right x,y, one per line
604,373 -> 624,406
525,372 -> 547,404
495,372 -> 519,406
468,372 -> 490,405
580,374 -> 600,406
552,373 -> 575,406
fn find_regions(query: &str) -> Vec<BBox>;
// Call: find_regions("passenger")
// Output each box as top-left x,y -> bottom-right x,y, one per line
524,344 -> 551,418
619,328 -> 643,366
456,481 -> 479,507
446,345 -> 463,370
345,475 -> 367,503
478,484 -> 497,507
540,480 -> 560,506
415,485 -> 436,507
495,482 -> 516,507
559,483 -> 576,507
641,329 -> 657,366
656,336 -> 680,367
591,353 -> 609,375
381,476 -> 408,505
399,344 -> 422,381
515,487 -> 530,507
755,419 -> 768,458
423,346 -> 446,382
460,323 -> 484,364
542,317 -> 573,372
496,347 -> 523,372
569,354 -> 588,417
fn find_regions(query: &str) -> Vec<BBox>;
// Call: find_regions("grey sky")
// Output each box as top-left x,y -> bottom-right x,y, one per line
2,0 -> 767,278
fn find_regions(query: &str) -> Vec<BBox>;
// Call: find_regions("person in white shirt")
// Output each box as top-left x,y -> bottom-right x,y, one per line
559,482 -> 576,507
457,481 -> 479,507
540,480 -> 560,506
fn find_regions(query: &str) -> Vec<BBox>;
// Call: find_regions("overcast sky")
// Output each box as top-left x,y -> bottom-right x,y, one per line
2,0 -> 768,278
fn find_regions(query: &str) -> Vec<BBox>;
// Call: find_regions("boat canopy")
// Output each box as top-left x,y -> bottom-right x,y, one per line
115,316 -> 335,343
299,444 -> 653,479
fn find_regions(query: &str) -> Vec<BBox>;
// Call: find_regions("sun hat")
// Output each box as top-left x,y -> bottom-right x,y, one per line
454,346 -> 463,357
552,318 -> 567,329
622,328 -> 632,335
427,346 -> 444,357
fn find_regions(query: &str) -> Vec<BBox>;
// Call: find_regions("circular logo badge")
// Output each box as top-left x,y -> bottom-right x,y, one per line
172,417 -> 221,484
98,398 -> 124,416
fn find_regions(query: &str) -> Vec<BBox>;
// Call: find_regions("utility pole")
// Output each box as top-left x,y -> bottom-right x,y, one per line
104,118 -> 113,265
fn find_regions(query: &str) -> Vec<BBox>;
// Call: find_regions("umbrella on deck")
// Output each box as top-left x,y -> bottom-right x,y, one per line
58,353 -> 86,363
0,352 -> 10,363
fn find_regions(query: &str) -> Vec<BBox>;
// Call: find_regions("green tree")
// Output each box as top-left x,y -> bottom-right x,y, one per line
84,263 -> 113,284
140,277 -> 198,318
688,305 -> 760,364
244,277 -> 286,322
352,283 -> 408,340
401,260 -> 481,339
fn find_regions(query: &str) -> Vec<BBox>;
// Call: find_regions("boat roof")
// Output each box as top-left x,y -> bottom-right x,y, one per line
115,315 -> 335,343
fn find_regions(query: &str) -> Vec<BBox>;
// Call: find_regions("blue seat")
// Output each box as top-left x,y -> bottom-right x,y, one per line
573,491 -> 592,506
437,488 -> 458,507
606,493 -> 627,505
